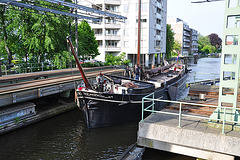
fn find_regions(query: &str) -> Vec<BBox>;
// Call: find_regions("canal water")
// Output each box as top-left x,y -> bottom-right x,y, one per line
0,57 -> 221,160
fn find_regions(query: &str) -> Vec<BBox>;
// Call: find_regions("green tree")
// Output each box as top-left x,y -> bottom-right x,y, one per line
198,34 -> 211,53
105,52 -> 130,65
0,0 -> 72,68
0,5 -> 18,65
166,24 -> 174,59
77,20 -> 100,61
172,40 -> 181,57
201,45 -> 216,54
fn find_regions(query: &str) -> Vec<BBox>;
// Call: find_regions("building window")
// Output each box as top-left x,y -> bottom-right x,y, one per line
156,18 -> 161,25
156,7 -> 161,14
228,0 -> 238,8
156,30 -> 161,35
136,19 -> 147,23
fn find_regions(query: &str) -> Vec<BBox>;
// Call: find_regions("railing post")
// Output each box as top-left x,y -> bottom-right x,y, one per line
213,74 -> 216,85
31,63 -> 33,73
194,72 -> 196,84
152,93 -> 155,112
142,97 -> 144,121
178,103 -> 182,128
42,62 -> 43,71
222,107 -> 226,135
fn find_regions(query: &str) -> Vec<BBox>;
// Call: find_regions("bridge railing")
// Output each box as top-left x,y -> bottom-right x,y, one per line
142,92 -> 240,135
0,62 -> 75,75
187,72 -> 220,87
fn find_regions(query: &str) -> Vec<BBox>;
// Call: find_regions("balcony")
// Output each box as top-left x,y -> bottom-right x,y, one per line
184,27 -> 190,31
95,0 -> 121,5
105,46 -> 121,52
156,24 -> 162,29
192,43 -> 199,46
105,35 -> 121,40
91,23 -> 104,29
95,34 -> 103,40
156,2 -> 162,9
184,32 -> 191,37
183,39 -> 190,42
105,23 -> 121,29
183,45 -> 190,48
192,37 -> 199,41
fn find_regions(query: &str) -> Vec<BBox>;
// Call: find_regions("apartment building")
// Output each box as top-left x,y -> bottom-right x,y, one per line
167,17 -> 198,56
190,29 -> 199,55
80,0 -> 167,67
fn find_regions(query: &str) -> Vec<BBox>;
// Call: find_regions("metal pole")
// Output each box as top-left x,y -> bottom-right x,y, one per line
178,103 -> 182,128
222,107 -> 226,135
137,0 -> 141,66
142,97 -> 144,121
152,93 -> 155,112
75,0 -> 78,56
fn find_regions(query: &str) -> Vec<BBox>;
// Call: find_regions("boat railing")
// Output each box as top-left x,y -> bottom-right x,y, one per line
141,92 -> 240,135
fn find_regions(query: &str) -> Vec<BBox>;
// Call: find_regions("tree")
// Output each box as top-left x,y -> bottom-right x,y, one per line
172,40 -> 181,57
77,20 -> 100,61
166,24 -> 174,59
201,45 -> 216,54
0,0 -> 73,67
198,34 -> 211,53
208,33 -> 222,49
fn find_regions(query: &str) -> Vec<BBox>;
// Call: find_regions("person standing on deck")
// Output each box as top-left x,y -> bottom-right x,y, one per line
134,64 -> 140,80
124,66 -> 131,78
139,65 -> 144,80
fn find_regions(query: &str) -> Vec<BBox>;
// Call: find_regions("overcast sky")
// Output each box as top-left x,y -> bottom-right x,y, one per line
167,0 -> 225,38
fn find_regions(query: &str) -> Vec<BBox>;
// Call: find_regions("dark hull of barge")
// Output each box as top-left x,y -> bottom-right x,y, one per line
77,72 -> 188,128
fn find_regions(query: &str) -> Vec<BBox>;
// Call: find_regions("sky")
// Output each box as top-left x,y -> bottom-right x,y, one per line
167,0 -> 225,38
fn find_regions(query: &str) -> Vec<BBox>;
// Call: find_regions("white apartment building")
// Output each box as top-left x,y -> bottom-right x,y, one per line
167,17 -> 198,56
80,0 -> 167,67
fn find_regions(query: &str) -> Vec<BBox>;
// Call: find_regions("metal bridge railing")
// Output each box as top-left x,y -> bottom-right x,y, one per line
142,92 -> 240,135
0,62 -> 74,76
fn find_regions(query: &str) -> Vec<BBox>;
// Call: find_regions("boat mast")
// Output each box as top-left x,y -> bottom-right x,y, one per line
137,0 -> 141,66
67,36 -> 92,89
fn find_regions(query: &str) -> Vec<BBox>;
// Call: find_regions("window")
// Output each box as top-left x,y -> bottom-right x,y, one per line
224,54 -> 237,64
227,16 -> 240,28
228,0 -> 238,8
136,19 -> 147,23
225,35 -> 238,45
156,19 -> 161,25
156,7 -> 161,14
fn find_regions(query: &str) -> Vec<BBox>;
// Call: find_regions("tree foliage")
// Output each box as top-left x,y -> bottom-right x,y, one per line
105,52 -> 130,65
76,20 -> 100,61
198,34 -> 211,53
208,33 -> 222,49
172,40 -> 181,57
0,0 -> 73,67
166,24 -> 175,59
201,45 -> 216,54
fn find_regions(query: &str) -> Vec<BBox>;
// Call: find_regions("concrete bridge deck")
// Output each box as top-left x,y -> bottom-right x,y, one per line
138,109 -> 240,160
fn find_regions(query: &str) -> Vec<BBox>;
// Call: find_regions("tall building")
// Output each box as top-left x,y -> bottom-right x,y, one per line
80,0 -> 167,67
167,17 -> 198,56
190,28 -> 199,55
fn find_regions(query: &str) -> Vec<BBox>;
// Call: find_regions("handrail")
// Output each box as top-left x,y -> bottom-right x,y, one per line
142,92 -> 240,135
